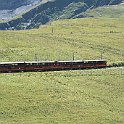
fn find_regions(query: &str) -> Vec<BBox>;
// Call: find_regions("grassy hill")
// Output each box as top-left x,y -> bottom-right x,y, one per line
0,17 -> 124,123
0,18 -> 123,64
81,2 -> 124,18
0,68 -> 124,124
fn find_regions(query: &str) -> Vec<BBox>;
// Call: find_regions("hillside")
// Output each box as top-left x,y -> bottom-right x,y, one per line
79,2 -> 124,18
0,0 -> 50,21
0,68 -> 124,124
0,0 -> 124,30
0,16 -> 124,123
0,18 -> 123,64
0,0 -> 38,10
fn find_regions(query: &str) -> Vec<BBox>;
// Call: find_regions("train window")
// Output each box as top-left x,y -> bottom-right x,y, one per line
94,61 -> 97,64
56,63 -> 59,65
89,61 -> 93,64
0,64 -> 5,67
62,63 -> 65,65
4,64 -> 10,67
11,64 -> 18,66
71,62 -> 74,65
84,61 -> 88,63
72,62 -> 74,65
26,63 -> 30,65
60,62 -> 63,65
98,61 -> 104,64
58,62 -> 62,65
42,63 -> 45,65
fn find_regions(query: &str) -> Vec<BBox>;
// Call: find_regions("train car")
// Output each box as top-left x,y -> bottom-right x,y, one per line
0,60 -> 107,73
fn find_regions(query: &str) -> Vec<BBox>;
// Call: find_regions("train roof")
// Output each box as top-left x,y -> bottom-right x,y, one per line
0,60 -> 106,65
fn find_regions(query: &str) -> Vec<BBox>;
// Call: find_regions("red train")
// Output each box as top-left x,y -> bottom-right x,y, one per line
0,60 -> 107,73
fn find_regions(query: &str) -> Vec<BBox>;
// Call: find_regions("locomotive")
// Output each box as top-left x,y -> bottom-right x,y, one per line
0,60 -> 107,73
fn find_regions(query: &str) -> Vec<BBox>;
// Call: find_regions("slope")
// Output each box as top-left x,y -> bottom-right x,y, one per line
0,0 -> 50,21
0,17 -> 124,124
0,68 -> 124,124
79,2 -> 124,18
0,0 -> 123,30
0,18 -> 123,64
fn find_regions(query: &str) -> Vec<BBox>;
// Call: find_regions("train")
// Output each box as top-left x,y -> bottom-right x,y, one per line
0,60 -> 107,73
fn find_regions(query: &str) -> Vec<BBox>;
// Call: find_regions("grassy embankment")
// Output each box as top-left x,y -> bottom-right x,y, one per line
0,18 -> 124,124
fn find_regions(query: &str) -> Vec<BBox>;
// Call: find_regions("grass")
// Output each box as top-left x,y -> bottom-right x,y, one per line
84,3 -> 124,18
0,17 -> 124,123
0,18 -> 124,64
0,68 -> 124,124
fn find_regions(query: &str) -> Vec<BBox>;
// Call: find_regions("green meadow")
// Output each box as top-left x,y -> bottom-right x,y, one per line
84,3 -> 124,18
0,68 -> 124,124
0,18 -> 124,64
0,17 -> 124,123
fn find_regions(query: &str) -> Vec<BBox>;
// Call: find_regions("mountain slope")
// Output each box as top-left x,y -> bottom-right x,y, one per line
0,0 -> 38,10
0,0 -> 50,21
0,18 -> 124,63
0,17 -> 124,123
78,2 -> 124,18
0,0 -> 123,30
